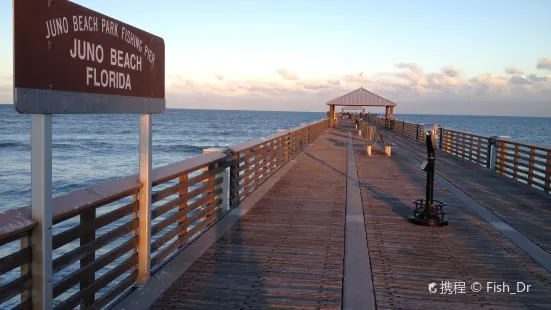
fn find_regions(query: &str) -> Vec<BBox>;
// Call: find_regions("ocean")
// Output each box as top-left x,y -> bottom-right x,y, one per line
2,104 -> 551,212
1,103 -> 551,306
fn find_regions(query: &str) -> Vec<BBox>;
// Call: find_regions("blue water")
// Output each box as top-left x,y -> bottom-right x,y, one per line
395,114 -> 551,146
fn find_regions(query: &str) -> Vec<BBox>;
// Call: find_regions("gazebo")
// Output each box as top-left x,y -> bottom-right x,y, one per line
326,87 -> 397,128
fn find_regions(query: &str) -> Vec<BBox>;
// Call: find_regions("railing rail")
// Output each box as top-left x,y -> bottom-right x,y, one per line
366,115 -> 551,194
0,118 -> 329,310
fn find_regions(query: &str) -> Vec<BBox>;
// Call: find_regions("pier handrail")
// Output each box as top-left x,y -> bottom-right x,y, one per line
368,114 -> 551,194
495,137 -> 551,192
441,127 -> 491,168
0,118 -> 329,310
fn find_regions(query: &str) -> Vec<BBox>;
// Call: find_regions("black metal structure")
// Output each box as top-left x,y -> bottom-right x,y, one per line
408,129 -> 448,227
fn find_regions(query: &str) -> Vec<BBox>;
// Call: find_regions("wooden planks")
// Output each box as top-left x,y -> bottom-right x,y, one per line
353,130 -> 551,309
149,125 -> 347,309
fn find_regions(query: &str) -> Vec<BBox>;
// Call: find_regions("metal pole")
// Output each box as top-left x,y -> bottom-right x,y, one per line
425,157 -> 435,207
137,114 -> 152,285
31,114 -> 53,310
438,127 -> 444,149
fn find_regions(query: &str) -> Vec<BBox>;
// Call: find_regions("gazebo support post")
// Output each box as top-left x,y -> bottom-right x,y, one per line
329,104 -> 335,128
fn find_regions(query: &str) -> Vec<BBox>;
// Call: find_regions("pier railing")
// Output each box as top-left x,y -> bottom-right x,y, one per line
366,114 -> 551,194
495,138 -> 551,192
0,118 -> 329,310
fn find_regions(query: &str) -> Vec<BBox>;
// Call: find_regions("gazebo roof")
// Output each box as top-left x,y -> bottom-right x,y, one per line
326,87 -> 397,107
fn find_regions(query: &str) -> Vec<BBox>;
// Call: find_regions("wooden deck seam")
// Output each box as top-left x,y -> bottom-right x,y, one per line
343,130 -> 377,310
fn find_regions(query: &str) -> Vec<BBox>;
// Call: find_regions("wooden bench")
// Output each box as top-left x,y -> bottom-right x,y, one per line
361,123 -> 394,156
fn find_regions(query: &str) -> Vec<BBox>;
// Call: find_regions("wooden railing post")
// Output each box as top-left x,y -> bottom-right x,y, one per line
528,147 -> 535,186
488,137 -> 497,170
469,135 -> 474,162
416,124 -> 422,141
498,141 -> 508,175
177,175 -> 188,243
229,150 -> 240,208
206,161 -> 218,217
202,148 -> 229,216
220,153 -> 231,213
20,235 -> 32,304
513,144 -> 520,180
477,136 -> 482,164
80,207 -> 96,308
545,151 -> 551,193
277,130 -> 291,161
137,114 -> 152,285
285,133 -> 291,161
438,127 -> 444,149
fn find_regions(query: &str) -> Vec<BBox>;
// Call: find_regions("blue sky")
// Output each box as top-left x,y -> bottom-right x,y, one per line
1,0 -> 550,115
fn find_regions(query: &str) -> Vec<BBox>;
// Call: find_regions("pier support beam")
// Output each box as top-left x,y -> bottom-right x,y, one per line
31,114 -> 53,310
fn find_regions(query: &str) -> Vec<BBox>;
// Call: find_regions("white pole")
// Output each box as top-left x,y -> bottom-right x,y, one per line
31,114 -> 53,310
222,166 -> 230,212
137,114 -> 152,285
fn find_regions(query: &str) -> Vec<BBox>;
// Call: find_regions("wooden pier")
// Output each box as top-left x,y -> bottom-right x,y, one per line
112,120 -> 551,310
2,91 -> 551,310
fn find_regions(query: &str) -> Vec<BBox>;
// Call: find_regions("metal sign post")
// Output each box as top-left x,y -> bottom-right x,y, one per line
30,114 -> 53,309
13,1 -> 165,307
138,114 -> 152,285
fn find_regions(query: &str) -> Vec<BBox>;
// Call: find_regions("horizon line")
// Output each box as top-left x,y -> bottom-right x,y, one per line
0,103 -> 550,118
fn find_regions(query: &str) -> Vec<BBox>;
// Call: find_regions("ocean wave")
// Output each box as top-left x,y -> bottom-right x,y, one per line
155,144 -> 205,154
0,141 -> 25,148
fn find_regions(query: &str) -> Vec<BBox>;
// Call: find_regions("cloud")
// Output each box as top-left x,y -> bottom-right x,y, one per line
395,62 -> 423,74
215,73 -> 224,80
505,67 -> 524,75
276,69 -> 298,80
441,65 -> 461,77
469,74 -> 509,89
537,58 -> 551,70
162,59 -> 551,115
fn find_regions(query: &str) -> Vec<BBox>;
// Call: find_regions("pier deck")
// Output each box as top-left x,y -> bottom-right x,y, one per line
117,121 -> 551,310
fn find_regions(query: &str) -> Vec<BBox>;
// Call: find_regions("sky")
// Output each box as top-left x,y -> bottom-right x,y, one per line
1,0 -> 550,116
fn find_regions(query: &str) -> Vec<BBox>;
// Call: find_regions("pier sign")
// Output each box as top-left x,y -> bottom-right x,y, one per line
13,0 -> 165,114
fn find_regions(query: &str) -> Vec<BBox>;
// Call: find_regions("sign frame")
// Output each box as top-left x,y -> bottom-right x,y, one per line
13,0 -> 165,114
